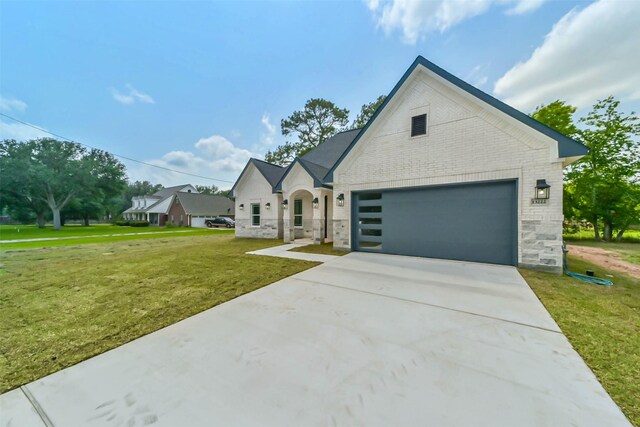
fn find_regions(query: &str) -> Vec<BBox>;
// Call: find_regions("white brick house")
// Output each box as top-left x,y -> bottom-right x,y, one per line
231,56 -> 587,272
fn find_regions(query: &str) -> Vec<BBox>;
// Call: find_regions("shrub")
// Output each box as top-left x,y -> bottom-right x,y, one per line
114,220 -> 130,226
129,220 -> 149,227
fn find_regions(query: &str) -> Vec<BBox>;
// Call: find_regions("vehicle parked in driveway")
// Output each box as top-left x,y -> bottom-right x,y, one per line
205,217 -> 235,228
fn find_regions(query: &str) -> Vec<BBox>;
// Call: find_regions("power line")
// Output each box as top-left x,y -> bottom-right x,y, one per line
0,112 -> 236,184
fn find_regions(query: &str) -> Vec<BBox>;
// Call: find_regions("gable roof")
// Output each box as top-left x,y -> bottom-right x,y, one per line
324,55 -> 589,182
152,184 -> 195,199
273,129 -> 361,191
174,192 -> 235,216
231,158 -> 286,195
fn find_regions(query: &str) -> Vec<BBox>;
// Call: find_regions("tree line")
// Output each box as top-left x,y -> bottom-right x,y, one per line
2,94 -> 637,239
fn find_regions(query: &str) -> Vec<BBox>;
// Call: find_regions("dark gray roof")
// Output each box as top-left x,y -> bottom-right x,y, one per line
300,129 -> 361,169
230,158 -> 286,195
273,130 -> 361,191
175,192 -> 235,216
252,159 -> 287,187
152,184 -> 193,198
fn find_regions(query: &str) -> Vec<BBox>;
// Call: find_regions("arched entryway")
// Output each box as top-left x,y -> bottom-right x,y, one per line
285,189 -> 314,242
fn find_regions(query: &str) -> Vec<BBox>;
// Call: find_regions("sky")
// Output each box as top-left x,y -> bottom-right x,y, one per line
1,0 -> 639,189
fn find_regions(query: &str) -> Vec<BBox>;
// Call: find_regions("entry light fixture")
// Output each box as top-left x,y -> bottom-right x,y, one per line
336,193 -> 345,207
265,202 -> 271,210
239,203 -> 244,210
535,179 -> 550,200
282,199 -> 289,209
312,197 -> 319,209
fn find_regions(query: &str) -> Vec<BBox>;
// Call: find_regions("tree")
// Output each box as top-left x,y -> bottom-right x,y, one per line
566,97 -> 640,241
531,100 -> 578,137
352,95 -> 386,129
0,138 -> 127,230
0,140 -> 50,227
118,180 -> 163,213
195,184 -> 231,197
265,98 -> 349,165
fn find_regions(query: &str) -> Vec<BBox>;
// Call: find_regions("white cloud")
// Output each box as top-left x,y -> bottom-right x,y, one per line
125,134 -> 255,188
111,84 -> 155,105
494,0 -> 640,112
260,113 -> 277,145
366,0 -> 545,44
465,64 -> 489,88
505,0 -> 544,15
0,96 -> 27,113
0,120 -> 49,141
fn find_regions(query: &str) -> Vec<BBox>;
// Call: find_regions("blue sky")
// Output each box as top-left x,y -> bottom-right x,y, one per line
1,0 -> 638,188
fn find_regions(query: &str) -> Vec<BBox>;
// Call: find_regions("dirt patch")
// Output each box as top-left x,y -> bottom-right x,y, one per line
567,244 -> 640,279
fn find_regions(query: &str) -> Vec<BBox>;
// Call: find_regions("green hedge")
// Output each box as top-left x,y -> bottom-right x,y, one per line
114,220 -> 149,227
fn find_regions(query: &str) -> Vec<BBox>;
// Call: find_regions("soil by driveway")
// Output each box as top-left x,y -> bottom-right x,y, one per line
1,253 -> 630,426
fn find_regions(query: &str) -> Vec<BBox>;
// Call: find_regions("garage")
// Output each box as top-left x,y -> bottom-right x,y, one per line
352,180 -> 517,266
190,216 -> 208,228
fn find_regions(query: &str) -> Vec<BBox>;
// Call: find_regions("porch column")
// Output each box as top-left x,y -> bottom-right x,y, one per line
312,190 -> 324,244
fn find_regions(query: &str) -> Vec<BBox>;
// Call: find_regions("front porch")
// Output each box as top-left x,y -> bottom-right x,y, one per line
282,188 -> 333,245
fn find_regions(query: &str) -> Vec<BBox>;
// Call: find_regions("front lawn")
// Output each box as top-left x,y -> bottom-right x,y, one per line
0,224 -> 229,250
288,242 -> 349,256
567,240 -> 640,266
521,256 -> 640,426
0,235 -> 318,393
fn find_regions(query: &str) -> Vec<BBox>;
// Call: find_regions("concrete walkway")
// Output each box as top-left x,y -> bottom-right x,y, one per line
246,242 -> 339,263
1,253 -> 630,426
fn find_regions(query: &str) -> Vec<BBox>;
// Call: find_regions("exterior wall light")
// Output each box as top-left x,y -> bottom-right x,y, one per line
312,197 -> 319,209
336,193 -> 345,207
535,179 -> 550,200
239,204 -> 244,210
282,199 -> 289,209
265,202 -> 271,210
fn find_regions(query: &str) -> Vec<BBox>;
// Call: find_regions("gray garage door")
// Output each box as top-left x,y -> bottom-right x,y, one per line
352,180 -> 517,266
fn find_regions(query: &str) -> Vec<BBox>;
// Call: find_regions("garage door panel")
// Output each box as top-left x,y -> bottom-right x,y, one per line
353,180 -> 516,266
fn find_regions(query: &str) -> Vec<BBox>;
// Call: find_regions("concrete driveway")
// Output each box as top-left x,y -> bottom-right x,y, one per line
1,252 -> 630,426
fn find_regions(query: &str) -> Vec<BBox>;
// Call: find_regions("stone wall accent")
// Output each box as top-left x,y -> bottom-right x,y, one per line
235,219 -> 282,239
332,219 -> 350,249
520,219 -> 563,273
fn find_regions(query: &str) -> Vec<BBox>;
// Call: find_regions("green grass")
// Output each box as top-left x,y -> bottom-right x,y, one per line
0,224 -> 230,250
288,242 -> 349,256
521,256 -> 640,426
0,235 -> 318,393
564,228 -> 640,243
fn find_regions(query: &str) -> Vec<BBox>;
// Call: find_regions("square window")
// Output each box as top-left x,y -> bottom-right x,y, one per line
411,114 -> 427,137
251,203 -> 260,226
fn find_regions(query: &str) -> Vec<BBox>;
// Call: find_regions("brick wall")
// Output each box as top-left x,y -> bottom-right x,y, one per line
333,67 -> 565,272
234,164 -> 283,239
167,196 -> 188,226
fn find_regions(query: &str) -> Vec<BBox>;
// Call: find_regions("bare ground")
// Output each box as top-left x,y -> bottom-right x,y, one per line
567,244 -> 640,278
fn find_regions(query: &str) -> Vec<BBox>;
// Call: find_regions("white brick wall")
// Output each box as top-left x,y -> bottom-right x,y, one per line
333,67 -> 565,272
234,164 -> 283,239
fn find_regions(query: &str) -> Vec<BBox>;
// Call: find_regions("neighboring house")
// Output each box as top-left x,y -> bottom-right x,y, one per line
166,192 -> 235,227
231,56 -> 588,272
122,184 -> 197,226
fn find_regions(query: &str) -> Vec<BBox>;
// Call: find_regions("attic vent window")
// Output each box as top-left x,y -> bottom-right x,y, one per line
411,114 -> 427,137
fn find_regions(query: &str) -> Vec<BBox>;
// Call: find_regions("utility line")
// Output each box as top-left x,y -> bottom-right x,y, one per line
0,112 -> 236,184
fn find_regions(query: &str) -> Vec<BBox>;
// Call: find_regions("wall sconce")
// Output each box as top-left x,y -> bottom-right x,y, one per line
312,197 -> 319,209
336,193 -> 345,207
282,199 -> 288,209
239,204 -> 244,210
535,179 -> 550,200
265,202 -> 271,210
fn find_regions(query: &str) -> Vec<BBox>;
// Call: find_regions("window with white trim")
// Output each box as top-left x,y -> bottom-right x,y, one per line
294,199 -> 303,227
251,203 -> 260,226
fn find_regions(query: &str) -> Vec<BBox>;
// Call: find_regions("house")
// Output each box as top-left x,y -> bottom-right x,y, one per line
166,192 -> 235,227
231,56 -> 588,272
122,184 -> 234,227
